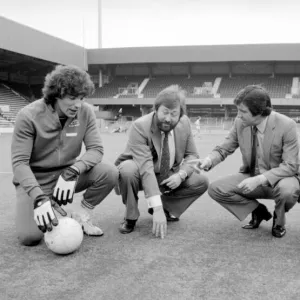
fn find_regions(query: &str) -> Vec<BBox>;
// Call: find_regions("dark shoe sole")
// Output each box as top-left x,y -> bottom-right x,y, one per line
242,211 -> 272,229
119,221 -> 136,234
272,227 -> 286,238
119,227 -> 135,234
166,217 -> 180,222
272,231 -> 286,238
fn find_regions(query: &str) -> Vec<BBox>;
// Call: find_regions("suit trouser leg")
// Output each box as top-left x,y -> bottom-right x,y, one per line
208,173 -> 299,225
118,160 -> 209,220
208,173 -> 262,221
162,172 -> 209,218
118,160 -> 141,220
75,161 -> 118,209
15,186 -> 44,246
15,162 -> 118,246
270,177 -> 299,226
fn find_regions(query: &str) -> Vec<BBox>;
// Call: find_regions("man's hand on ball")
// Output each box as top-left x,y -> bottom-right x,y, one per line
33,194 -> 58,233
53,166 -> 80,206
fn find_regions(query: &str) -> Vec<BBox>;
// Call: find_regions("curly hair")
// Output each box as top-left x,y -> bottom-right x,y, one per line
153,85 -> 186,117
42,65 -> 95,104
233,85 -> 272,116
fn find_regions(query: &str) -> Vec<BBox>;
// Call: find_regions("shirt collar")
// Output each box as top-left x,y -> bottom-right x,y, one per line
161,130 -> 173,136
256,116 -> 268,133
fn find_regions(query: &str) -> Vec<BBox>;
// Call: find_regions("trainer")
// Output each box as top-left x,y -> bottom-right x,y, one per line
11,65 -> 118,246
115,85 -> 209,238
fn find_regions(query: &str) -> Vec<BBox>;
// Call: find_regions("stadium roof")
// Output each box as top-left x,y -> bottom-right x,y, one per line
87,44 -> 300,64
2,15 -> 300,69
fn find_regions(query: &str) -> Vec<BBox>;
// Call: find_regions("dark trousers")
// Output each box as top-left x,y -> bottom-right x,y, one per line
208,173 -> 300,226
15,162 -> 118,246
117,160 -> 209,220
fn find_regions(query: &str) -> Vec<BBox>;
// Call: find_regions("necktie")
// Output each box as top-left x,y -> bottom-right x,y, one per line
158,133 -> 170,186
249,126 -> 258,177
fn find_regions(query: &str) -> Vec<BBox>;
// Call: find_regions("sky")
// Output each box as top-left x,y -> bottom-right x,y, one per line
1,0 -> 300,49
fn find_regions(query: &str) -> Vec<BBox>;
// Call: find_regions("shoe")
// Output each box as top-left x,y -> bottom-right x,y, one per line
119,219 -> 136,234
71,206 -> 104,236
164,210 -> 179,222
242,203 -> 272,229
272,212 -> 286,238
148,208 -> 179,222
272,225 -> 286,238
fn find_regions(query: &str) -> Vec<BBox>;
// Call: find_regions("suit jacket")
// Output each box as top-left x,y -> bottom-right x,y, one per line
115,112 -> 199,198
208,111 -> 299,187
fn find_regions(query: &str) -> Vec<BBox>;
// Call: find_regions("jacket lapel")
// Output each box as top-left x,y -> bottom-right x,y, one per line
150,113 -> 162,156
174,121 -> 184,164
262,112 -> 276,165
242,126 -> 252,165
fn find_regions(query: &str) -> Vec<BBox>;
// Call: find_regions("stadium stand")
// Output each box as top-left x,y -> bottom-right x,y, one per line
0,84 -> 30,125
91,76 -> 145,98
142,75 -> 217,98
218,75 -> 294,98
0,82 -> 43,101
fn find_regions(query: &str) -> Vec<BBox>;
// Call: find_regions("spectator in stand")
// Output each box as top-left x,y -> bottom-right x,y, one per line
11,65 -> 118,246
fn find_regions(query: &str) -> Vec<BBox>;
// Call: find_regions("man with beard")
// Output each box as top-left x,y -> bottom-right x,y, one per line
115,85 -> 209,238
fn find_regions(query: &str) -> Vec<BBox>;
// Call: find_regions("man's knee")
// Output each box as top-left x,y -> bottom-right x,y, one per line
93,162 -> 119,185
275,178 -> 299,203
192,173 -> 209,195
119,160 -> 139,183
208,180 -> 218,199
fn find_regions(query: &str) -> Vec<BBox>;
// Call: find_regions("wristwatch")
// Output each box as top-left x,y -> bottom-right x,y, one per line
178,170 -> 188,181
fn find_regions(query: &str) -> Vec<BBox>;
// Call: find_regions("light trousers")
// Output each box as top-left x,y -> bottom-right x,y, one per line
15,162 -> 118,246
208,173 -> 300,226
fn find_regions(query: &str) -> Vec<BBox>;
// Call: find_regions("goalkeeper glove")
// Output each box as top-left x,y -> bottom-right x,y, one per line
53,166 -> 80,206
33,194 -> 67,232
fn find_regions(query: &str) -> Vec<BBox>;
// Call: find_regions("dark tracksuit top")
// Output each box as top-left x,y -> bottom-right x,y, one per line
11,99 -> 103,200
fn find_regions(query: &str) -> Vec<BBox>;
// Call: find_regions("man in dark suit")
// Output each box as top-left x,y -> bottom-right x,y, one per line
189,85 -> 300,238
115,85 -> 209,238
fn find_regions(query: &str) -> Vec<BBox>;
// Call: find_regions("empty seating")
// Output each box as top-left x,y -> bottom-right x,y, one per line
0,84 -> 30,124
142,75 -> 216,98
91,76 -> 145,98
218,75 -> 293,98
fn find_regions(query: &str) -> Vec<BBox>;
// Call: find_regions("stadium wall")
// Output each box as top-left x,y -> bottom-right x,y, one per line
86,98 -> 300,106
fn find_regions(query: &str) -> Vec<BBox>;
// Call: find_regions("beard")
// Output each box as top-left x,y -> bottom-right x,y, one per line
156,115 -> 179,132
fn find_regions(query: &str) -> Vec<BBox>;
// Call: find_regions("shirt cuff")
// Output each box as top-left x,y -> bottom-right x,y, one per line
146,195 -> 162,208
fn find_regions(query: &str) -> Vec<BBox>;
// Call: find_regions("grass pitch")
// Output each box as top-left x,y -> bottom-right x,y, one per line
1,131 -> 300,300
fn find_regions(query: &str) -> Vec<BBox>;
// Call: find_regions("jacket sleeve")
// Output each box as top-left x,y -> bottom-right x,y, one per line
264,120 -> 299,186
73,105 -> 104,173
127,122 -> 161,198
208,118 -> 240,168
11,111 -> 44,199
